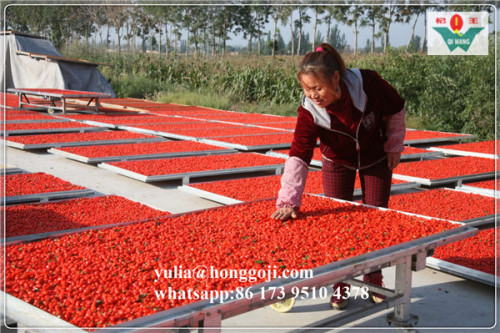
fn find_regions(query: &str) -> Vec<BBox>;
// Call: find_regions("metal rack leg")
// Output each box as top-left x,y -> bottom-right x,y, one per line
386,257 -> 419,327
94,97 -> 101,112
199,312 -> 222,333
18,94 -> 23,109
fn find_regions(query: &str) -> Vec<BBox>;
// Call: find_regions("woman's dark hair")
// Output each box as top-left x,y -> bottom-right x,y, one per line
297,43 -> 346,85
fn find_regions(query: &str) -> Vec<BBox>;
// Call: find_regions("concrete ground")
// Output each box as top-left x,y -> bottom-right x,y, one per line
2,145 -> 498,332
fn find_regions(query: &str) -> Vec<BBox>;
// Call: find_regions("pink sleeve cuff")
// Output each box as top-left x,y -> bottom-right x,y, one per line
383,107 -> 406,153
276,156 -> 309,209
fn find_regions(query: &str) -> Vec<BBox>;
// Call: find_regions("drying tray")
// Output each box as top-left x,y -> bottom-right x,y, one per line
98,163 -> 284,184
200,137 -> 293,151
49,147 -> 238,164
3,137 -> 165,150
428,146 -> 498,160
1,126 -> 106,136
454,184 -> 499,198
179,181 -> 419,206
392,172 -> 497,186
1,197 -> 477,332
2,189 -> 96,205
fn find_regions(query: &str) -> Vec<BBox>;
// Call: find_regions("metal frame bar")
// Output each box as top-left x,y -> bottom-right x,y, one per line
179,181 -> 419,206
392,172 -> 497,186
2,189 -> 96,205
455,184 -> 498,198
462,215 -> 496,230
4,137 -> 166,150
428,147 -> 498,160
404,135 -> 477,145
200,138 -> 293,151
48,147 -> 238,164
2,293 -> 85,332
426,257 -> 497,287
69,120 -> 117,128
2,119 -> 69,124
1,168 -> 25,175
96,120 -> 188,129
1,127 -> 107,136
178,185 -> 243,205
98,163 -> 284,183
266,151 -> 442,168
116,125 -> 203,141
400,151 -> 444,161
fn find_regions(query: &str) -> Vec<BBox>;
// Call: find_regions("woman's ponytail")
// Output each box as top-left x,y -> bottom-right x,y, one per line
316,43 -> 346,74
297,43 -> 346,84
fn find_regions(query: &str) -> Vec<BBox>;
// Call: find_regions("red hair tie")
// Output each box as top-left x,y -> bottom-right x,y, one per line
315,46 -> 324,52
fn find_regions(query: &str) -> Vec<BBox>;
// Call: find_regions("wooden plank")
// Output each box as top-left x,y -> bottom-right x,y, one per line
16,50 -> 113,67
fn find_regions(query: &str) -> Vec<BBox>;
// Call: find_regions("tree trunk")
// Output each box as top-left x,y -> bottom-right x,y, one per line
117,26 -> 121,54
222,21 -> 227,57
257,30 -> 261,56
174,32 -> 178,56
326,16 -> 331,43
150,28 -> 154,52
159,22 -> 162,57
186,29 -> 189,59
420,14 -> 426,53
165,23 -> 169,56
193,30 -> 199,56
384,7 -> 392,53
272,17 -> 277,57
406,13 -> 419,52
126,21 -> 130,52
141,30 -> 146,53
312,11 -> 317,51
202,27 -> 206,56
132,24 -> 137,52
371,23 -> 375,53
289,15 -> 294,58
354,21 -> 358,55
106,26 -> 110,48
384,19 -> 391,53
297,27 -> 301,55
211,26 -> 216,57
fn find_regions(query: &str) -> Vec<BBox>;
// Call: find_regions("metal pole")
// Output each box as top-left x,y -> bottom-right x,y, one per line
199,311 -> 222,333
386,256 -> 419,327
395,257 -> 412,320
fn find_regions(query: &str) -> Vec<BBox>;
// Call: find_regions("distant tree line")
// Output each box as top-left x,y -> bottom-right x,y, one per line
1,1 -> 494,56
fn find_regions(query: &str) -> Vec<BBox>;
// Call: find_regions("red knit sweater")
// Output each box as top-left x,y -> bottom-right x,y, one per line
289,69 -> 405,170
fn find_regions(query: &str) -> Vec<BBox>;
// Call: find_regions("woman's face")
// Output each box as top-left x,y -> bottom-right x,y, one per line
300,72 -> 340,108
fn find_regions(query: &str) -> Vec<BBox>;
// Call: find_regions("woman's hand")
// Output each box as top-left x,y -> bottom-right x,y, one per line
271,207 -> 298,221
387,152 -> 401,170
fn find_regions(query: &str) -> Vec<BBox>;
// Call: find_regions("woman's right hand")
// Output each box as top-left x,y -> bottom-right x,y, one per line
271,207 -> 298,221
